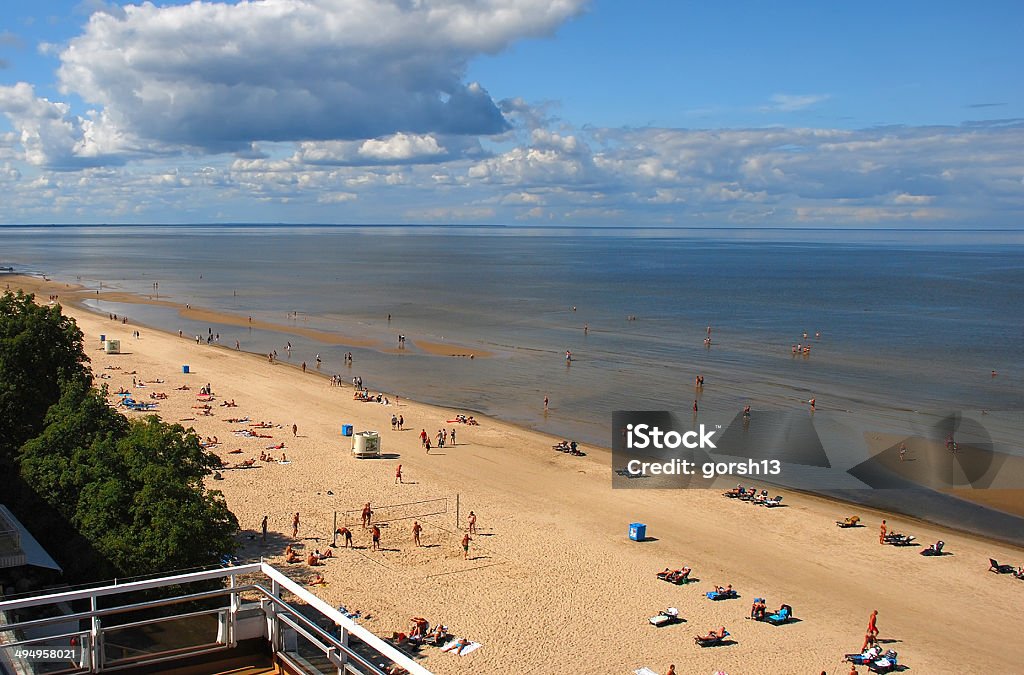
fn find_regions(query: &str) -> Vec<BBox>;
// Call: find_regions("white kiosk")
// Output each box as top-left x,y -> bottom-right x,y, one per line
351,431 -> 381,458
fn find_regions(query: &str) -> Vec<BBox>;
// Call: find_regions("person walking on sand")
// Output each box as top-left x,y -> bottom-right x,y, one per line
395,464 -> 403,484
879,520 -> 887,544
412,521 -> 422,547
461,532 -> 471,559
450,428 -> 456,446
292,512 -> 300,539
361,503 -> 372,528
424,437 -> 431,454
261,515 -> 268,543
301,361 -> 306,373
899,442 -> 907,462
372,525 -> 381,551
468,511 -> 477,535
419,428 -> 427,446
292,423 -> 297,437
867,609 -> 879,639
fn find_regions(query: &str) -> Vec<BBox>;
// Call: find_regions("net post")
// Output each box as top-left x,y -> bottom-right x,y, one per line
455,493 -> 460,530
332,511 -> 338,547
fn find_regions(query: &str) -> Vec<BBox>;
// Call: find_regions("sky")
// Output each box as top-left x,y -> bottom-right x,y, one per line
0,0 -> 1022,227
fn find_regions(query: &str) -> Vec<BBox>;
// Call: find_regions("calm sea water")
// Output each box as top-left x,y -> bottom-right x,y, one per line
3,225 -> 1022,450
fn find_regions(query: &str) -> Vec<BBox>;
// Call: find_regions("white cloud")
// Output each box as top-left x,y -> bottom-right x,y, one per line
317,192 -> 357,204
0,161 -> 20,182
891,193 -> 934,205
52,0 -> 587,152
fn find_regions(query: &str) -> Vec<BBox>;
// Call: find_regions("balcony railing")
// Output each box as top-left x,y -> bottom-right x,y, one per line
0,562 -> 431,675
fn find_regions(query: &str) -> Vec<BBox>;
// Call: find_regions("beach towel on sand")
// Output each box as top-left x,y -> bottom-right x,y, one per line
634,669 -> 659,675
441,640 -> 481,656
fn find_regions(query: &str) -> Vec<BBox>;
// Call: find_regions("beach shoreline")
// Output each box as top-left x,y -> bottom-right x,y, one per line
10,272 -> 1024,545
6,272 -> 1024,674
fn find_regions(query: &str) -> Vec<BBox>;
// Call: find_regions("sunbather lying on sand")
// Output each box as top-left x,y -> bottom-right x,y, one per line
441,637 -> 473,655
696,626 -> 727,641
425,624 -> 449,645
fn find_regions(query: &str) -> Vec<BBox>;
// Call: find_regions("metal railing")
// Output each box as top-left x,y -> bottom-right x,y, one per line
0,562 -> 431,675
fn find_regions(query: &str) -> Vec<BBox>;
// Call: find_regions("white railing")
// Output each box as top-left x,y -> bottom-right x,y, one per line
0,562 -> 432,675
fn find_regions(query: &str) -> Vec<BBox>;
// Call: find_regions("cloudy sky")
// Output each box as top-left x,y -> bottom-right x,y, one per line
0,0 -> 1021,227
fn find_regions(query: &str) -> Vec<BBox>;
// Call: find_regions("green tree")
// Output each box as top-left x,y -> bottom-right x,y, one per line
21,398 -> 238,577
0,291 -> 89,464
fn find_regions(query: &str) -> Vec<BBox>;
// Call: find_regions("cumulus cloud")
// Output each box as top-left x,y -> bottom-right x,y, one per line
0,82 -> 132,168
295,133 -> 484,166
55,0 -> 587,151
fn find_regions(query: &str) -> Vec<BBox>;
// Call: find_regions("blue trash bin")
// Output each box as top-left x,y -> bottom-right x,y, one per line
100,334 -> 106,342
341,424 -> 353,437
629,523 -> 647,541
182,365 -> 190,374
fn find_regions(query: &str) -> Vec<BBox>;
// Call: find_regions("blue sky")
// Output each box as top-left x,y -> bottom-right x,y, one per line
0,0 -> 1021,226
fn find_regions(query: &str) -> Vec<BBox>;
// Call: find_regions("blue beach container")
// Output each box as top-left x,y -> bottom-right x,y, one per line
629,523 -> 647,541
342,424 -> 353,437
100,334 -> 106,342
182,365 -> 190,374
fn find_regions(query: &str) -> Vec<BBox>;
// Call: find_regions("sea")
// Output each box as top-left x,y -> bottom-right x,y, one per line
3,224 -> 1024,539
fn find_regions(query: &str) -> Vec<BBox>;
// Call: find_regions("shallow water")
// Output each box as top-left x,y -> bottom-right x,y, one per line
5,226 -> 1023,442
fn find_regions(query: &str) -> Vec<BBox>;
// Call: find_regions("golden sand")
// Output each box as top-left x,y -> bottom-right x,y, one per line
7,275 -> 1024,674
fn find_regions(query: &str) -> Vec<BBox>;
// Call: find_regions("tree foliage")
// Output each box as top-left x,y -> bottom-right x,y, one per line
0,290 -> 89,464
5,293 -> 239,579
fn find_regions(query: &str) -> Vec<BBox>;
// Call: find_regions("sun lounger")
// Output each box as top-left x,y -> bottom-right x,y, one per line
693,630 -> 730,647
836,516 -> 861,527
766,604 -> 793,625
920,540 -> 945,556
648,607 -> 681,627
989,558 -> 1015,574
706,589 -> 738,601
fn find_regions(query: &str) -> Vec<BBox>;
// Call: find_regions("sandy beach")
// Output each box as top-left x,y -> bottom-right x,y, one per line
8,275 -> 1024,675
